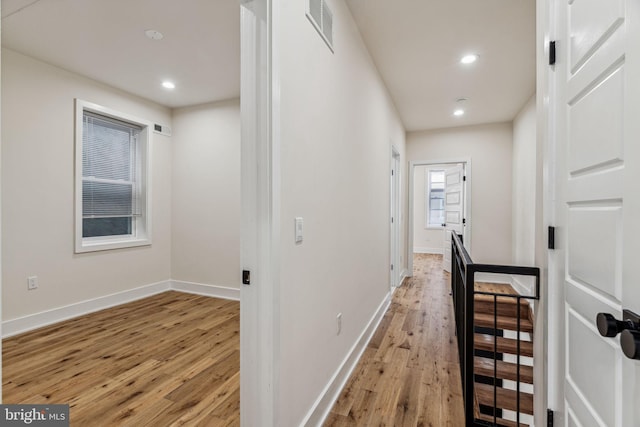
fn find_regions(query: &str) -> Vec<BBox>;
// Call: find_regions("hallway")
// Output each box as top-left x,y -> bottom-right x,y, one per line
325,254 -> 465,426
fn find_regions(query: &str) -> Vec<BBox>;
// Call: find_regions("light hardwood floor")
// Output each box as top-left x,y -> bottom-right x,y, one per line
4,255 -> 463,426
3,291 -> 240,426
324,253 -> 465,426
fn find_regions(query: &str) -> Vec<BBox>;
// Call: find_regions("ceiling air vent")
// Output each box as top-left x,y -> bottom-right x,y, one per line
307,0 -> 334,52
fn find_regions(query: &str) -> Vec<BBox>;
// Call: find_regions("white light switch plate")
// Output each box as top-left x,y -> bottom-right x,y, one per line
295,217 -> 303,243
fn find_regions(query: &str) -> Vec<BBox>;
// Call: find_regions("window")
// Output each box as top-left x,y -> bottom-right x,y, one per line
75,100 -> 151,252
426,169 -> 445,228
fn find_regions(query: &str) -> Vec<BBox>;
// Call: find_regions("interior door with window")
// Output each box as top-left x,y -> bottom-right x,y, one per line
442,164 -> 464,273
551,0 -> 640,424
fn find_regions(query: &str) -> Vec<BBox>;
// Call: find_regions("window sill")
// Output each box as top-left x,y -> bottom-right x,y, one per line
75,237 -> 151,253
425,226 -> 444,230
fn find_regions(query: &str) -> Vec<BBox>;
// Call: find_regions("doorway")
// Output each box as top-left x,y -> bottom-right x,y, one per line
390,147 -> 401,289
408,159 -> 471,276
1,0 -> 243,420
544,0 -> 640,424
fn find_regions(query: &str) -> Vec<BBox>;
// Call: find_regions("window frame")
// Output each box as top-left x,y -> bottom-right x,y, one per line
75,99 -> 152,253
425,169 -> 445,229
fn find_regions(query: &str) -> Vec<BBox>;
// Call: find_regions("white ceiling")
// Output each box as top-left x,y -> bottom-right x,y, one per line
1,0 -> 534,130
1,0 -> 240,108
345,0 -> 536,131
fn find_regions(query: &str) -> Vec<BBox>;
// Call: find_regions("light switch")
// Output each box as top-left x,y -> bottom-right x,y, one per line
295,217 -> 304,243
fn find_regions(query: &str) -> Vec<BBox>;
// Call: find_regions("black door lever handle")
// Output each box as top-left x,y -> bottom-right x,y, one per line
596,310 -> 640,360
596,313 -> 638,337
621,329 -> 640,360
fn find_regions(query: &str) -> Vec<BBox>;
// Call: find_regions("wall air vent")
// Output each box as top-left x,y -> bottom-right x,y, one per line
153,123 -> 172,137
307,0 -> 334,52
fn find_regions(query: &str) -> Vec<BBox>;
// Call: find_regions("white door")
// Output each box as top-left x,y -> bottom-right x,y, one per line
442,164 -> 464,273
390,149 -> 401,288
551,0 -> 640,425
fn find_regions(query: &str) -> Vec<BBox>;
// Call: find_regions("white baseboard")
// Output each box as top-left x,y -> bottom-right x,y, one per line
170,280 -> 240,301
399,269 -> 409,283
475,272 -> 513,285
413,246 -> 443,255
3,279 -> 241,338
301,292 -> 392,426
475,273 -> 537,297
511,276 -> 537,298
2,280 -> 171,338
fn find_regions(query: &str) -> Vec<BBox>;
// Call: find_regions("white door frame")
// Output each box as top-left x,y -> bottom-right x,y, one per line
0,0 -> 3,401
390,146 -> 401,289
538,0 -> 556,424
407,158 -> 471,276
240,0 -> 279,425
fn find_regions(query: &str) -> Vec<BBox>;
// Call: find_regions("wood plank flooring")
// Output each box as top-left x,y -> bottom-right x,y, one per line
3,291 -> 240,426
324,253 -> 465,426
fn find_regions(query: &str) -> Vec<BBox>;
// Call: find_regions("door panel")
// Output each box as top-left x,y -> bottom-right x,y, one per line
566,280 -> 620,327
442,164 -> 463,273
567,206 -> 621,298
566,309 -> 618,426
566,384 -> 608,427
568,65 -> 623,173
555,0 -> 639,424
566,410 -> 586,427
569,0 -> 624,72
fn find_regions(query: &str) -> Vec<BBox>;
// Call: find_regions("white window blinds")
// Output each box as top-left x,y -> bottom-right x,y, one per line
82,111 -> 141,218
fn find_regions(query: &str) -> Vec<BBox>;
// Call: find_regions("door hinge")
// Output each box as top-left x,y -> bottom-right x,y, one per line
462,218 -> 466,225
391,169 -> 394,176
549,41 -> 557,65
391,264 -> 394,271
547,409 -> 554,427
548,226 -> 556,250
242,270 -> 251,285
463,175 -> 466,181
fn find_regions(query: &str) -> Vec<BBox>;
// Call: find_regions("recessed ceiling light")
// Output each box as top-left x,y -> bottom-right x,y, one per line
453,109 -> 465,116
145,29 -> 164,40
460,54 -> 478,64
162,81 -> 176,89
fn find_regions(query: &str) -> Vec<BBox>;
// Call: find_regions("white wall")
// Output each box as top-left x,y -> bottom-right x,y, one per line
512,95 -> 536,266
413,164 -> 445,254
276,0 -> 406,424
171,99 -> 241,288
1,48 -> 172,320
407,123 -> 513,264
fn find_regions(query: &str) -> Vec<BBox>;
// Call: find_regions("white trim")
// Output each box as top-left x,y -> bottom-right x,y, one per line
408,158 -> 472,276
399,269 -> 409,286
2,280 -> 170,338
475,272 -> 514,285
74,99 -> 153,253
540,0 -> 557,425
170,280 -> 240,301
511,275 -> 537,297
301,292 -> 392,426
390,146 -> 401,289
240,0 -> 279,425
474,273 -> 537,296
305,0 -> 334,53
413,246 -> 444,255
2,281 -> 242,338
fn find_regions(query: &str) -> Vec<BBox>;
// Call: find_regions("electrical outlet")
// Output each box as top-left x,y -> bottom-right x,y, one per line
27,276 -> 38,290
336,313 -> 342,335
